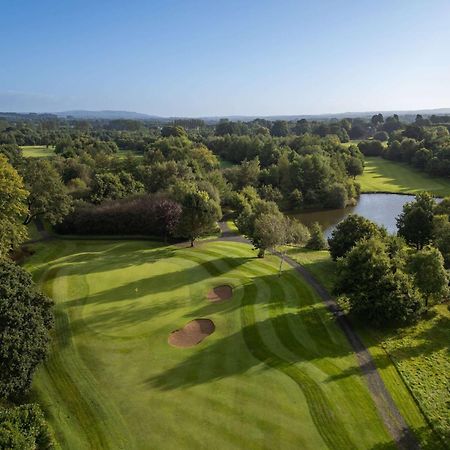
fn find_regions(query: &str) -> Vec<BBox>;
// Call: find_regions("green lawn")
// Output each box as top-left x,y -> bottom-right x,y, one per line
21,145 -> 56,158
287,247 -> 447,448
26,239 -> 401,449
358,157 -> 450,197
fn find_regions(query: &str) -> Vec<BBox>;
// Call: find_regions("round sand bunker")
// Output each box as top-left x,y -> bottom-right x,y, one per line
207,285 -> 232,303
168,319 -> 215,348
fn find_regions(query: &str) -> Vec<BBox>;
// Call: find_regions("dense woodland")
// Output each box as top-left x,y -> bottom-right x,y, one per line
1,112 -> 450,446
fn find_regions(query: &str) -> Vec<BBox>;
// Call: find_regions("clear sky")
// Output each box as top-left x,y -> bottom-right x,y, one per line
1,0 -> 449,116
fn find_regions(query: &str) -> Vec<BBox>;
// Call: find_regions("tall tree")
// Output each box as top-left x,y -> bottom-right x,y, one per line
306,222 -> 327,250
0,154 -> 28,257
407,246 -> 449,306
328,214 -> 386,260
22,159 -> 72,225
335,238 -> 422,325
397,192 -> 435,249
0,260 -> 53,399
176,189 -> 221,247
252,213 -> 287,258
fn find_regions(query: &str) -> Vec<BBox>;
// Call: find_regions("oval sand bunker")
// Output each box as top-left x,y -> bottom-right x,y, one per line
207,285 -> 232,303
168,319 -> 215,348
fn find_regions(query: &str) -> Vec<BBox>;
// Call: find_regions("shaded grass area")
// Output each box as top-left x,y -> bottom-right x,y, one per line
287,246 -> 447,448
285,247 -> 336,292
21,145 -> 56,158
26,239 -> 398,449
218,157 -> 235,169
358,157 -> 450,196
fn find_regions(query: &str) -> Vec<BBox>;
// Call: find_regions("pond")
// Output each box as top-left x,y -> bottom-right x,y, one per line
293,193 -> 416,238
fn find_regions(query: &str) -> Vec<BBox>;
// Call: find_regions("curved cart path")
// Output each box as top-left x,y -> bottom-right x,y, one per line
214,221 -> 419,450
26,219 -> 419,449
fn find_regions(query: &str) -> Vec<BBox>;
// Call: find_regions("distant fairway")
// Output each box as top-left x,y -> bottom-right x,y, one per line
21,145 -> 55,158
27,239 -> 399,449
358,157 -> 450,196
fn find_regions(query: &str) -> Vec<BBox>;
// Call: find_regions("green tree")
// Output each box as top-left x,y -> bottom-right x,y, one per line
286,219 -> 310,245
22,159 -> 72,225
0,260 -> 53,399
328,214 -> 386,260
306,222 -> 327,250
324,182 -> 348,209
236,198 -> 280,244
0,155 -> 29,257
161,125 -> 187,138
433,215 -> 450,268
270,121 -> 289,137
90,171 -> 144,203
346,157 -> 363,179
0,404 -> 54,449
397,192 -> 435,249
176,189 -> 221,247
252,213 -> 288,258
335,238 -> 422,325
407,246 -> 449,306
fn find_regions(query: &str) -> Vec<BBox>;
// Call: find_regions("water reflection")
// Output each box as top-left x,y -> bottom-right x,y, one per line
292,194 -> 416,238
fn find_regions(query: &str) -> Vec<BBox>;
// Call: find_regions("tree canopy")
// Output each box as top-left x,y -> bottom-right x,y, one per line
0,260 -> 53,399
397,192 -> 435,249
328,214 -> 386,260
0,154 -> 29,257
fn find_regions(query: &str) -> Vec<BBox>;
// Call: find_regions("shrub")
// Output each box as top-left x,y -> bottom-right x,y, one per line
56,195 -> 181,239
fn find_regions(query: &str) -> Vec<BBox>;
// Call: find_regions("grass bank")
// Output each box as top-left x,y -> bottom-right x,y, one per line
286,246 -> 447,448
358,157 -> 450,197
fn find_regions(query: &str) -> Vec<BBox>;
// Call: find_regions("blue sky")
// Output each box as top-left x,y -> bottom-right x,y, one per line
1,0 -> 449,116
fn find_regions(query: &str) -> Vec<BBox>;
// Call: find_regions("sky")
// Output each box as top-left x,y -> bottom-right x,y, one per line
1,0 -> 450,117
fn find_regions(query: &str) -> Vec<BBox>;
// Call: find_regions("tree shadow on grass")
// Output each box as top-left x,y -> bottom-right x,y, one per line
147,305 -> 356,391
55,244 -> 178,276
64,256 -> 252,309
369,425 -> 444,450
326,309 -> 450,383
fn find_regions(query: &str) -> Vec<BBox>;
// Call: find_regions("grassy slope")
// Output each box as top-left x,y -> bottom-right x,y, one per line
21,145 -> 56,158
287,246 -> 447,448
358,157 -> 450,196
27,239 -> 396,450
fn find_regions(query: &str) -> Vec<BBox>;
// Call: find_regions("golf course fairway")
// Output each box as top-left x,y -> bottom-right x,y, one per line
27,239 -> 396,449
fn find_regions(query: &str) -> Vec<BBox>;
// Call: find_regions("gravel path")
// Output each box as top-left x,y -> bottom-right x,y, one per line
215,221 -> 420,450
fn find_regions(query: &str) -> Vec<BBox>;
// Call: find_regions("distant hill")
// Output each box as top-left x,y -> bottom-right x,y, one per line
56,110 -> 163,120
2,107 -> 450,123
201,108 -> 450,123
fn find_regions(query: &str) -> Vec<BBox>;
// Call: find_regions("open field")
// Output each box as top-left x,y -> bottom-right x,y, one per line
287,246 -> 447,448
358,157 -> 450,197
21,145 -> 56,158
26,239 -> 402,450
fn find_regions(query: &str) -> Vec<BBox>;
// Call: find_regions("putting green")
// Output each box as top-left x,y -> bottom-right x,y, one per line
27,239 -> 394,449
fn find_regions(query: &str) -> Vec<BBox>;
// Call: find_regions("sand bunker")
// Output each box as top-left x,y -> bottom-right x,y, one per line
168,319 -> 215,348
207,285 -> 232,303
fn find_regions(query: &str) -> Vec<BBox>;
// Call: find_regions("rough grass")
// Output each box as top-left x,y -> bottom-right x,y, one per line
21,145 -> 55,158
26,239 -> 398,449
358,157 -> 450,196
287,246 -> 446,448
360,305 -> 450,447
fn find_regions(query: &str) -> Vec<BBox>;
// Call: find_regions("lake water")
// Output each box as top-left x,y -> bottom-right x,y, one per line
293,193 -> 416,238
